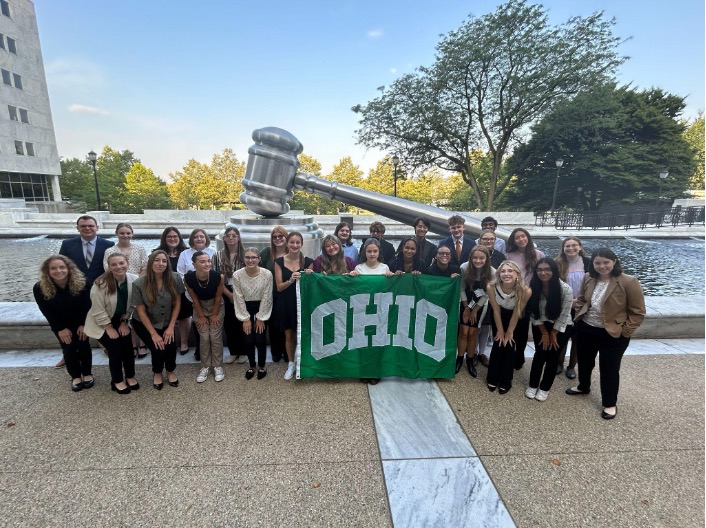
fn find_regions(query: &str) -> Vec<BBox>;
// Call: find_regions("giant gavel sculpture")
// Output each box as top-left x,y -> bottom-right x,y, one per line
240,127 -> 510,239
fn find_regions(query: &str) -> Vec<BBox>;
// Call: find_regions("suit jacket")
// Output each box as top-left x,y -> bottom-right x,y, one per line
574,273 -> 646,338
439,235 -> 476,268
83,272 -> 139,339
59,236 -> 115,285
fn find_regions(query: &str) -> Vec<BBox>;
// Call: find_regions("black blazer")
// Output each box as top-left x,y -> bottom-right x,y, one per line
439,235 -> 476,268
59,236 -> 115,285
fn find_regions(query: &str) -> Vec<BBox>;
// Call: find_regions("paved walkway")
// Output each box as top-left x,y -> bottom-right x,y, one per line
0,339 -> 703,527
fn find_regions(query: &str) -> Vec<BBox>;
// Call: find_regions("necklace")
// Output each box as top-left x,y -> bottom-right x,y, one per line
196,273 -> 209,289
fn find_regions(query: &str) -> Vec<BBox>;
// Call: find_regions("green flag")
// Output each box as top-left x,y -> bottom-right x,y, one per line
297,273 -> 460,379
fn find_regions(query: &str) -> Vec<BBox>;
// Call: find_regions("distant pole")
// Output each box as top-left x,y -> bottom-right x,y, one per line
658,170 -> 669,208
576,186 -> 583,208
392,154 -> 400,197
88,150 -> 101,210
550,158 -> 563,210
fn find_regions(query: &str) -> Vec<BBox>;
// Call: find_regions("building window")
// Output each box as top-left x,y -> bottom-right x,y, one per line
0,172 -> 51,201
0,1 -> 10,18
14,140 -> 23,155
8,105 -> 17,121
25,142 -> 34,156
1,69 -> 10,85
0,34 -> 5,51
19,108 -> 28,123
6,37 -> 15,54
12,73 -> 22,90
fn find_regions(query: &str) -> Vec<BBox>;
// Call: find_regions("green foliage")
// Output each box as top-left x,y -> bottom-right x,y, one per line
684,115 -> 705,190
352,0 -> 625,209
167,149 -> 246,210
503,85 -> 696,211
121,163 -> 172,213
59,157 -> 94,206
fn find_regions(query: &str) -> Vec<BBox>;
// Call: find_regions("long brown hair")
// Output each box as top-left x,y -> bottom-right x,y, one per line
506,228 -> 539,277
143,250 -> 179,307
464,245 -> 493,290
555,236 -> 586,281
215,226 -> 244,277
37,255 -> 86,299
285,231 -> 305,269
319,235 -> 347,275
95,253 -> 128,295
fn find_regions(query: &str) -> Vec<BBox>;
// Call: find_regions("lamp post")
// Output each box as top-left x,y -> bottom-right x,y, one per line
658,170 -> 669,208
576,186 -> 583,209
88,150 -> 101,210
550,158 -> 563,211
392,154 -> 400,197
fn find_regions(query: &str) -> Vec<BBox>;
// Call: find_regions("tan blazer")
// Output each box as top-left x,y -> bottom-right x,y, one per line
84,273 -> 139,339
574,273 -> 645,338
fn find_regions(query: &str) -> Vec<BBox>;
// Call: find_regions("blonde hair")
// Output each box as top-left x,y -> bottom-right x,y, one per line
37,255 -> 86,299
494,260 -> 528,318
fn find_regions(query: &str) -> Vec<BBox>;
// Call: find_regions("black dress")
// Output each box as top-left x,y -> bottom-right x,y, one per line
272,256 -> 313,331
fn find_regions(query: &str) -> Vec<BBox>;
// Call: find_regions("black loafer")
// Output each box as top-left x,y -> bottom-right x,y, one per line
245,369 -> 255,380
82,378 -> 94,389
367,378 -> 380,385
257,369 -> 267,380
168,379 -> 179,388
153,382 -> 163,390
111,382 -> 131,394
565,387 -> 588,395
71,381 -> 83,392
487,384 -> 497,392
601,408 -> 617,420
127,382 -> 140,391
498,387 -> 510,395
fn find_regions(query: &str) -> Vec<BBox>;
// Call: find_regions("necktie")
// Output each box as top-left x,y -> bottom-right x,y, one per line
455,240 -> 461,261
85,242 -> 93,267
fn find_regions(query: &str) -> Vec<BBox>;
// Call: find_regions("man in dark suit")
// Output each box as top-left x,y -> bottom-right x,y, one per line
59,215 -> 114,285
438,214 -> 476,268
55,215 -> 114,368
358,221 -> 396,265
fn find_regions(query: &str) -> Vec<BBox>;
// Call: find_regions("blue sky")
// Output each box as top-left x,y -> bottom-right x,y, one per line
37,0 -> 704,181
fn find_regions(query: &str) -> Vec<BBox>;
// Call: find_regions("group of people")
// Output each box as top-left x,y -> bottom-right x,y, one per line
34,214 -> 646,420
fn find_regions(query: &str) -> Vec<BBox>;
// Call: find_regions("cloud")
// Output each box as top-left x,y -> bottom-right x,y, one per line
389,68 -> 397,74
367,29 -> 383,39
68,104 -> 109,116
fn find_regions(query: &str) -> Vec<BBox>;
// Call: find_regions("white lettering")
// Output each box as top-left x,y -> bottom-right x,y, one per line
310,299 -> 348,360
348,292 -> 393,350
413,299 -> 447,361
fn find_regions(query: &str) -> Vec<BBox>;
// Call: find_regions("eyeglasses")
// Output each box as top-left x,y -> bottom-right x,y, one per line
536,268 -> 553,274
480,237 -> 495,242
272,234 -> 285,240
224,234 -> 239,238
78,224 -> 96,229
244,256 -> 259,260
437,252 -> 451,257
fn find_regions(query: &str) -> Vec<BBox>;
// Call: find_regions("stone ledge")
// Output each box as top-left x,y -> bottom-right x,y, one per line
0,296 -> 702,349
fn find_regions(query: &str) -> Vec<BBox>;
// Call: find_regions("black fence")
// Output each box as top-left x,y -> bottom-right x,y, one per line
534,206 -> 705,230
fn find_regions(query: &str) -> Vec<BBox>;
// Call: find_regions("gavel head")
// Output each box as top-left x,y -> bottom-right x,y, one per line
240,127 -> 303,217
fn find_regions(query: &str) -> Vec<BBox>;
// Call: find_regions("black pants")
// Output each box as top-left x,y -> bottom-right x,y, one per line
132,319 -> 177,373
487,308 -> 522,390
269,327 -> 286,362
529,323 -> 570,391
514,316 -> 530,369
243,301 -> 268,368
575,320 -> 630,407
99,321 -> 135,384
57,330 -> 92,379
223,292 -> 243,357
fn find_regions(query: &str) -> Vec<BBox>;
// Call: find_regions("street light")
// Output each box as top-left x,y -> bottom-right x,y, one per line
658,170 -> 669,208
392,154 -> 400,197
550,158 -> 564,211
576,186 -> 583,209
88,150 -> 101,210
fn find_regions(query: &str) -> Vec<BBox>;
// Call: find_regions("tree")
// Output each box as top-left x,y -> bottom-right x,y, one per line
210,148 -> 246,207
684,114 -> 704,190
502,85 -> 696,210
59,157 -> 94,206
352,0 -> 625,209
121,163 -> 172,212
96,146 -> 139,212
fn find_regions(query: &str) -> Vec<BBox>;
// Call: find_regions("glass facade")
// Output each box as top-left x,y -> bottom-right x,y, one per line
0,172 -> 51,201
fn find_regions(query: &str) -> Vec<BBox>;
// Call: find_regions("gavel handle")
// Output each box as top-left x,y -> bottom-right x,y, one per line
293,172 -> 509,240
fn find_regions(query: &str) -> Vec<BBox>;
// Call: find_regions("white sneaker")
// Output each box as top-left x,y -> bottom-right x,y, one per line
535,389 -> 549,402
236,355 -> 247,364
525,387 -> 538,399
214,367 -> 225,382
196,367 -> 209,383
224,355 -> 237,364
284,362 -> 296,380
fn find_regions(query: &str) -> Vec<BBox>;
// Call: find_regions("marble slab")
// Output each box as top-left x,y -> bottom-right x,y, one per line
384,458 -> 515,528
369,377 -> 475,460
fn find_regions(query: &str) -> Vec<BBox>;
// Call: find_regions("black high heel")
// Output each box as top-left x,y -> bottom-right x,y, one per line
153,374 -> 163,390
111,382 -> 131,395
466,356 -> 478,378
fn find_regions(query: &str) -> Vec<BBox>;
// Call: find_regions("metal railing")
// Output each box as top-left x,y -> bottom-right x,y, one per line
534,206 -> 705,230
